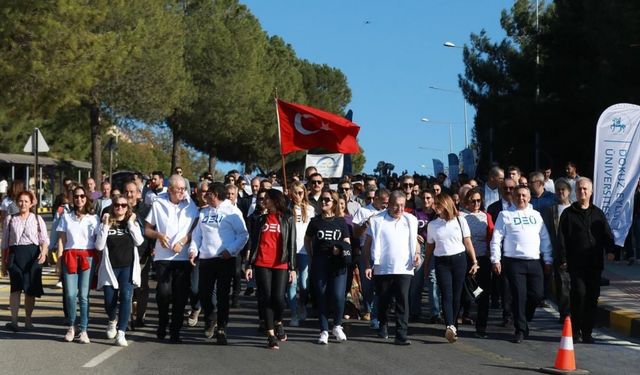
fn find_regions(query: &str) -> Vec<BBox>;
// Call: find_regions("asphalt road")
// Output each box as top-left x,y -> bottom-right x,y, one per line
1,267 -> 639,375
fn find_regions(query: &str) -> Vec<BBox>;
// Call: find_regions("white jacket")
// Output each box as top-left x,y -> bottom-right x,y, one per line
95,219 -> 144,289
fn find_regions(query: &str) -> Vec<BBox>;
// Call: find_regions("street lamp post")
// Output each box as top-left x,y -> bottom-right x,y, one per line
429,85 -> 469,147
420,118 -> 453,153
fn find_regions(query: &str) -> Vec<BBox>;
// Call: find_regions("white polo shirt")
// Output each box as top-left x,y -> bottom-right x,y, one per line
145,192 -> 198,261
56,212 -> 99,250
426,215 -> 471,257
367,211 -> 417,275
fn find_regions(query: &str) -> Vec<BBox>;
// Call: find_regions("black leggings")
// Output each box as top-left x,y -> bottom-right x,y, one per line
254,266 -> 288,332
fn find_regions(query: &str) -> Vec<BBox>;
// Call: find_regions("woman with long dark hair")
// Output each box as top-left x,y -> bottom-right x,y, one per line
245,189 -> 296,350
96,195 -> 144,346
1,191 -> 49,332
305,190 -> 351,344
425,194 -> 479,343
57,185 -> 98,343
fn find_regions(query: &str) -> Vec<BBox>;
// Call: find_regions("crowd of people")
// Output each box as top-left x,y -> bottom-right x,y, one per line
0,161 -> 637,349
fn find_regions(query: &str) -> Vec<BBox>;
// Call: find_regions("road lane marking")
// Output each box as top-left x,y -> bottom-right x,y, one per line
82,346 -> 124,368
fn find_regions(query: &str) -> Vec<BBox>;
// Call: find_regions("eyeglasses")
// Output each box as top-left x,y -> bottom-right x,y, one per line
113,203 -> 128,209
73,194 -> 86,199
311,180 -> 323,185
172,187 -> 186,191
320,197 -> 333,203
403,183 -> 414,188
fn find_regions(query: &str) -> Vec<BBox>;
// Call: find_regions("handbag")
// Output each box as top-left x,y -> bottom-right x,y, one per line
456,216 -> 483,300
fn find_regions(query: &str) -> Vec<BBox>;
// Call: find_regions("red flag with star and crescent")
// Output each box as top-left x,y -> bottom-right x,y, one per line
276,99 -> 361,155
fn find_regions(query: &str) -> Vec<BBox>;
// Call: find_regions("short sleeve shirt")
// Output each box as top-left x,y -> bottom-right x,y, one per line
426,216 -> 471,257
56,212 -> 99,249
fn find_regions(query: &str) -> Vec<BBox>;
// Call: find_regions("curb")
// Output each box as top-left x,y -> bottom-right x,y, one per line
597,303 -> 640,339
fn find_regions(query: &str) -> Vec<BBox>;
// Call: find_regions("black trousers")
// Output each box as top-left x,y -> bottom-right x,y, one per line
254,266 -> 288,331
503,257 -> 544,335
435,252 -> 467,327
475,256 -> 492,333
374,274 -> 412,339
199,257 -> 235,328
154,261 -> 192,336
231,255 -> 243,298
554,265 -> 571,319
500,261 -> 513,321
133,258 -> 150,322
569,268 -> 601,338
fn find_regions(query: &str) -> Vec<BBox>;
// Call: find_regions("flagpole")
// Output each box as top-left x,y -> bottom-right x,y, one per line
274,91 -> 289,193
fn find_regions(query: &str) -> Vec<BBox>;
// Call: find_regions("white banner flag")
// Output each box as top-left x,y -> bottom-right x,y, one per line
305,153 -> 344,178
593,103 -> 640,246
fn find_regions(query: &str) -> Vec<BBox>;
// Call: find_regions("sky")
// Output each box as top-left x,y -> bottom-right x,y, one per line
221,0 -> 515,176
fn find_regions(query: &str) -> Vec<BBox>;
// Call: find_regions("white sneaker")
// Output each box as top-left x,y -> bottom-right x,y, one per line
55,281 -> 63,289
445,325 -> 458,343
332,325 -> 347,342
115,330 -> 128,347
369,318 -> 380,330
78,331 -> 91,344
106,320 -> 117,339
289,317 -> 300,327
64,326 -> 75,342
317,330 -> 329,345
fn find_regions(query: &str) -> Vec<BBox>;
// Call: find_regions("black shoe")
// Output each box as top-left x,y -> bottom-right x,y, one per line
502,318 -> 514,328
428,315 -> 443,324
156,326 -> 167,340
378,325 -> 389,339
169,333 -> 182,344
275,324 -> 287,341
5,322 -> 19,333
267,335 -> 279,350
514,332 -> 524,343
394,336 -> 411,345
215,329 -> 228,345
204,322 -> 215,339
582,335 -> 595,344
231,296 -> 239,308
244,287 -> 255,296
475,331 -> 488,339
257,320 -> 265,333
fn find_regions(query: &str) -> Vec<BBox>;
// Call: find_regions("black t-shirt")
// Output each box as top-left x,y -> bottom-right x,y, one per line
305,216 -> 350,256
106,220 -> 135,268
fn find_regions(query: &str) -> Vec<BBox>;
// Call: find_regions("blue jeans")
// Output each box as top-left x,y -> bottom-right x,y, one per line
409,259 -> 425,317
358,255 -> 377,319
426,255 -> 441,317
103,266 -> 134,332
62,256 -> 94,332
311,255 -> 348,332
287,253 -> 310,315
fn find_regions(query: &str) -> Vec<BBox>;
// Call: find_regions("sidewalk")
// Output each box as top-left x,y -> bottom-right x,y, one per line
598,261 -> 640,338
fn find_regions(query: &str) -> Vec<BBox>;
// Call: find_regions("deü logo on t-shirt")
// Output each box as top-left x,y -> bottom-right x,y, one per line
316,229 -> 342,241
262,223 -> 281,233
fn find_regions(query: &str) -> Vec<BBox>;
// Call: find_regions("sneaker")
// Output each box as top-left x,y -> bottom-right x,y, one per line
106,320 -> 117,339
115,330 -> 128,347
64,326 -> 75,342
289,317 -> 300,327
204,322 -> 215,339
514,331 -> 524,343
445,325 -> 457,343
215,329 -> 228,345
5,322 -> 18,332
78,331 -> 91,344
275,324 -> 287,341
333,325 -> 347,342
267,335 -> 279,350
370,318 -> 380,330
55,281 -> 63,289
187,308 -> 200,327
317,330 -> 329,344
378,324 -> 389,339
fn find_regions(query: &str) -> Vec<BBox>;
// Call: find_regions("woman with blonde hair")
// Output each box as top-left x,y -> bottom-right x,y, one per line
287,181 -> 315,326
426,194 -> 479,343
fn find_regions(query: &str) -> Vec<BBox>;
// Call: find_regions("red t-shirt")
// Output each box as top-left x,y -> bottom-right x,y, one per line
254,213 -> 288,269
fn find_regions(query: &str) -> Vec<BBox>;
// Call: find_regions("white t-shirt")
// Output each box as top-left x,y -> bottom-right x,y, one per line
464,211 -> 491,257
145,192 -> 199,261
426,215 -> 471,257
367,211 -> 417,275
293,204 -> 315,254
544,178 -> 555,193
56,212 -> 99,250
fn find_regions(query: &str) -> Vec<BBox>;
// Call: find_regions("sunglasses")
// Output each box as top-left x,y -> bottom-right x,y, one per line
340,187 -> 351,191
320,197 -> 333,203
470,199 -> 482,204
310,180 -> 323,185
403,183 -> 414,188
113,203 -> 128,209
73,194 -> 86,199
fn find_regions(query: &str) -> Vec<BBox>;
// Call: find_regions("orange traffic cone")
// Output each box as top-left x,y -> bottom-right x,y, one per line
540,316 -> 589,374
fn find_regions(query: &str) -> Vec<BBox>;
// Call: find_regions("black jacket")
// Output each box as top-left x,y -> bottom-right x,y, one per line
248,211 -> 296,271
557,202 -> 615,272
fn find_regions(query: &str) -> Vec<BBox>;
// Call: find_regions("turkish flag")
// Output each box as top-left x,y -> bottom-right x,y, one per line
277,99 -> 361,155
